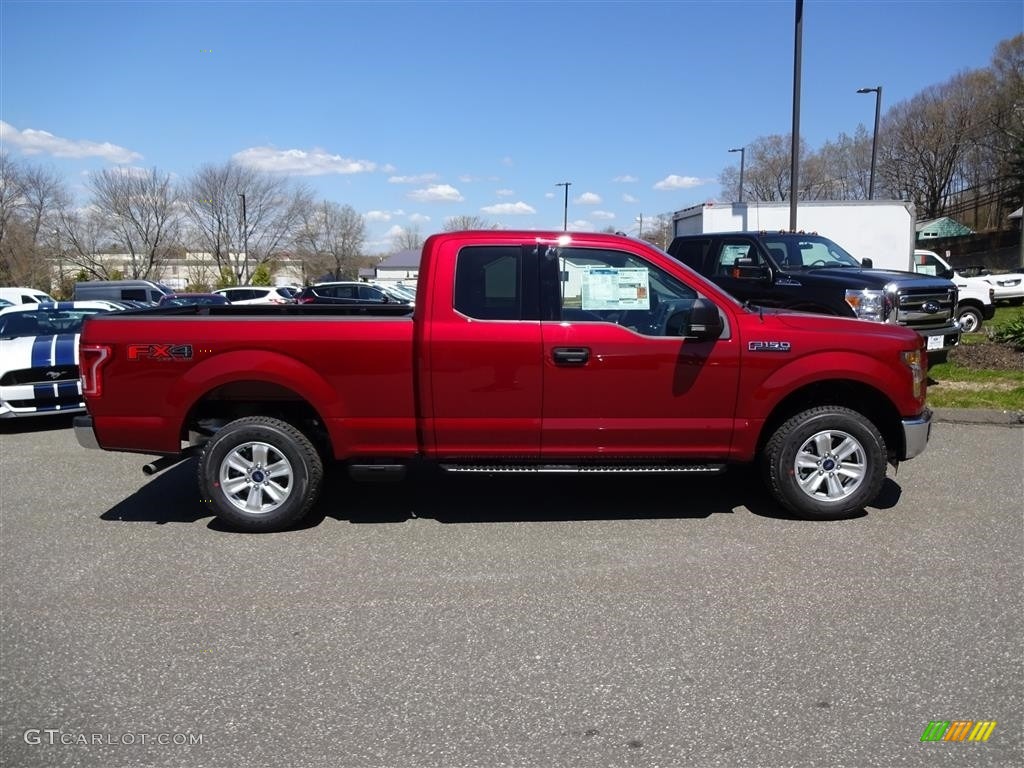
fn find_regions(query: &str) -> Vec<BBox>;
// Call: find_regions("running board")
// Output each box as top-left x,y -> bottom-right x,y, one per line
440,463 -> 726,474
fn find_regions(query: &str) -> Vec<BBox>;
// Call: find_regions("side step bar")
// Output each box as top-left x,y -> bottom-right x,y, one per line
440,463 -> 726,474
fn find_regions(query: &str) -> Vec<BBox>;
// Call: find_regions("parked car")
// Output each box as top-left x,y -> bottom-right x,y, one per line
158,293 -> 230,307
296,281 -> 412,305
0,287 -> 56,305
73,279 -> 172,304
0,301 -> 114,418
213,286 -> 296,305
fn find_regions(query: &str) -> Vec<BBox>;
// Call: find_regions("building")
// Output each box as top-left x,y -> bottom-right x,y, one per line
916,217 -> 973,240
369,249 -> 421,288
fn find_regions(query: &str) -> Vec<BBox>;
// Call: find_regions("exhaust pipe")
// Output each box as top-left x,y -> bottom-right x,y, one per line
142,448 -> 198,476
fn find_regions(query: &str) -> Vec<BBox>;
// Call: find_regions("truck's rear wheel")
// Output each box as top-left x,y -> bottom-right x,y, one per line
762,406 -> 886,520
198,416 -> 323,532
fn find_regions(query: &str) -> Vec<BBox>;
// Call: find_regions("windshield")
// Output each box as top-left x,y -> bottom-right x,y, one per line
762,235 -> 861,269
0,308 -> 108,338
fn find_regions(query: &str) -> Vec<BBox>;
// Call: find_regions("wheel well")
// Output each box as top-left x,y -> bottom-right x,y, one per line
956,300 -> 983,312
183,380 -> 330,454
756,380 -> 903,461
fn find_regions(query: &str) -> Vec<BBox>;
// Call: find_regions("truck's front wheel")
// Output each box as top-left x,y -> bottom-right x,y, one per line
763,407 -> 886,520
198,416 -> 323,532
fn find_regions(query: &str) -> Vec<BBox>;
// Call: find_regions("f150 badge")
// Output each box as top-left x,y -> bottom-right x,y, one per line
127,343 -> 194,361
748,341 -> 792,352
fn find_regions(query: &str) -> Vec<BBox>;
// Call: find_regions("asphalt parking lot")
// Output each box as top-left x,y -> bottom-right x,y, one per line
1,416 -> 1021,768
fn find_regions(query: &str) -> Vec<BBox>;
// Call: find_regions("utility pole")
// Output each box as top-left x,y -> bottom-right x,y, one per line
238,193 -> 248,282
789,0 -> 803,231
555,182 -> 572,231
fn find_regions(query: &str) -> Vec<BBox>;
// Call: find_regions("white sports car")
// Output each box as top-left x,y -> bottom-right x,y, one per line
0,301 -> 115,418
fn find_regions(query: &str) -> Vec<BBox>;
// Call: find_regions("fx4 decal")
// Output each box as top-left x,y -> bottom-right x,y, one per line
748,341 -> 792,352
127,344 -> 194,361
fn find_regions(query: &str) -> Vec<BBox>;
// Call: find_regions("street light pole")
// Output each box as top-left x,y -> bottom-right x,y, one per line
728,147 -> 745,202
238,192 -> 248,281
555,182 -> 571,231
857,86 -> 882,200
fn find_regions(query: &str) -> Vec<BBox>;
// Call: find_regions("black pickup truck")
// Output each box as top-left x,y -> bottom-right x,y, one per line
667,231 -> 961,354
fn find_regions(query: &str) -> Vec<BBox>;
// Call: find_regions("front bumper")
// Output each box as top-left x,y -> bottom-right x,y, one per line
73,415 -> 100,449
900,409 -> 932,460
915,324 -> 960,353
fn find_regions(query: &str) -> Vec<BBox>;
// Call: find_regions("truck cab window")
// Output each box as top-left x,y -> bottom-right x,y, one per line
716,241 -> 761,274
454,246 -> 522,320
554,247 -> 698,336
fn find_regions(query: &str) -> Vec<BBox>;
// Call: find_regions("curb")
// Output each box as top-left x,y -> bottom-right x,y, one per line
932,407 -> 1024,426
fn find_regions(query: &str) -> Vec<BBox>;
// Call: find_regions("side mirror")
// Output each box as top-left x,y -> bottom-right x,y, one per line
729,257 -> 769,281
380,293 -> 390,303
680,298 -> 724,341
861,257 -> 873,269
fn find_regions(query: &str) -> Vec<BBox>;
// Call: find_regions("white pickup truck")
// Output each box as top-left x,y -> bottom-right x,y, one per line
913,249 -> 1006,333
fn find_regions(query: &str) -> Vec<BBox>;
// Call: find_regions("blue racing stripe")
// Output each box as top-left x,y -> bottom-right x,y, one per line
31,335 -> 55,367
33,382 -> 58,402
57,380 -> 81,398
54,334 -> 76,365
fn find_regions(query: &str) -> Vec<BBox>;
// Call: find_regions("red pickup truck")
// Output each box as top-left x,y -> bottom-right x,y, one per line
76,230 -> 931,531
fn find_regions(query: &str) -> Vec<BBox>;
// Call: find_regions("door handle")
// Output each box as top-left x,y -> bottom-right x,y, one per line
552,347 -> 590,365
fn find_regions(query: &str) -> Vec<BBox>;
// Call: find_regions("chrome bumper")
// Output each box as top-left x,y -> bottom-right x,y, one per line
901,409 -> 932,460
73,415 -> 100,450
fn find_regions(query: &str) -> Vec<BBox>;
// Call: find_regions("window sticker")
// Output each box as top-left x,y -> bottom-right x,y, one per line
581,267 -> 650,310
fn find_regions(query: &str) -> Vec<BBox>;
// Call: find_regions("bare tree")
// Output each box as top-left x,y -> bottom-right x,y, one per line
182,162 -> 310,284
295,200 -> 366,280
390,225 -> 424,252
57,205 -> 118,280
85,167 -> 180,279
443,215 -> 493,231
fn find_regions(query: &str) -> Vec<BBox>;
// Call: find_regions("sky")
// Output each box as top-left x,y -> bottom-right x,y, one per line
1,0 -> 1021,253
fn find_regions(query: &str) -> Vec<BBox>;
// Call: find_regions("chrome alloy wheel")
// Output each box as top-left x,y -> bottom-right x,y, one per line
792,429 -> 867,503
218,441 -> 294,514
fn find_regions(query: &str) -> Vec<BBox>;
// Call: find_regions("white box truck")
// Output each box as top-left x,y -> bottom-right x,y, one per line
672,200 -> 916,272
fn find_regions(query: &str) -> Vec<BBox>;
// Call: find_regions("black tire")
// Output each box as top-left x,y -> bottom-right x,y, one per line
198,416 -> 323,532
956,305 -> 983,334
762,406 -> 886,520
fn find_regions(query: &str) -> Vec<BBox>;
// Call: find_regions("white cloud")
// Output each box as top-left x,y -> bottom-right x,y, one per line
384,225 -> 406,239
408,184 -> 464,203
481,201 -> 536,215
0,121 -> 142,163
613,175 -> 638,183
592,210 -> 616,220
622,193 -> 638,203
500,156 -> 514,167
544,192 -> 555,199
388,173 -> 439,184
409,213 -> 431,223
496,188 -> 514,197
653,174 -> 706,190
365,210 -> 393,222
575,192 -> 602,205
567,219 -> 593,231
381,164 -> 397,173
233,146 -> 376,175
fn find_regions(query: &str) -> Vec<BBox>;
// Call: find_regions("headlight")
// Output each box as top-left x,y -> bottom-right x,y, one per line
845,289 -> 895,323
902,348 -> 924,399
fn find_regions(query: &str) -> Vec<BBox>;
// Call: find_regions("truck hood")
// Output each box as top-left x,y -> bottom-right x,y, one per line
778,266 -> 954,291
751,306 -> 920,345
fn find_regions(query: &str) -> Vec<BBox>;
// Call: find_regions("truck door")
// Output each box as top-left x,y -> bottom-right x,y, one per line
425,243 -> 543,458
539,244 -> 741,459
707,236 -> 791,309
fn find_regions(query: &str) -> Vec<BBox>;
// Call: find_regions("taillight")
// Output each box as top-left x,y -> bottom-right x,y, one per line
80,345 -> 111,397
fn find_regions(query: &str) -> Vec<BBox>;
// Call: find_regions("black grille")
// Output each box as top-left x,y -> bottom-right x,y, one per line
0,365 -> 79,386
897,288 -> 956,328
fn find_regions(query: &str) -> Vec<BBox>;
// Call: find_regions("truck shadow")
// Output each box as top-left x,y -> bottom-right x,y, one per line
100,460 -> 900,531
